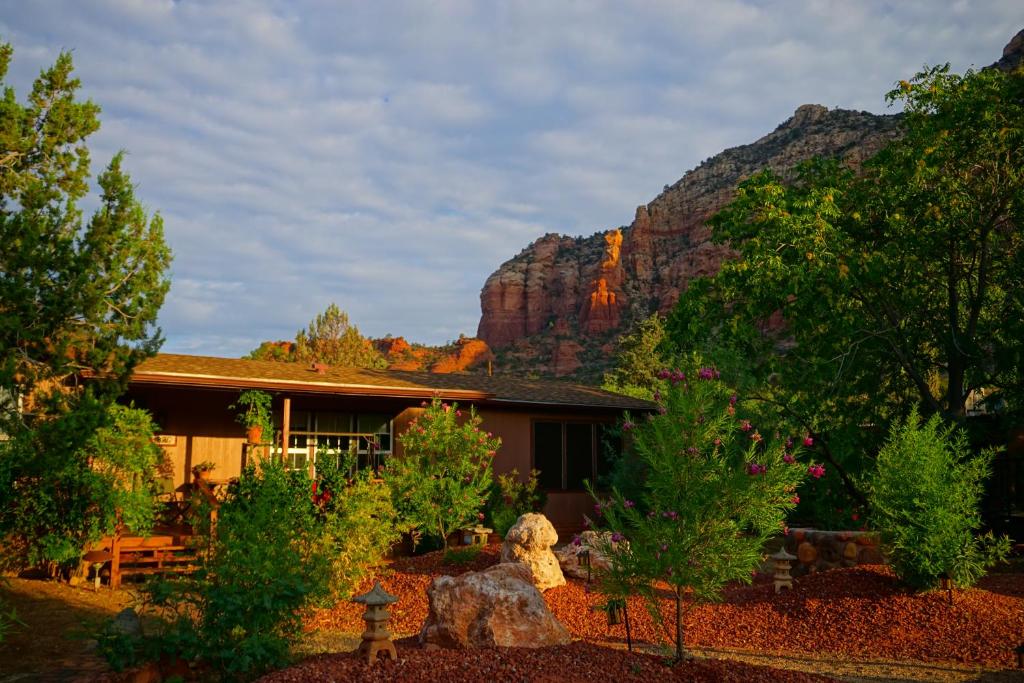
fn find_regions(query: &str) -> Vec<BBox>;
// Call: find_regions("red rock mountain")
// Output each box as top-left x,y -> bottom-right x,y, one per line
477,30 -> 1023,380
477,104 -> 900,377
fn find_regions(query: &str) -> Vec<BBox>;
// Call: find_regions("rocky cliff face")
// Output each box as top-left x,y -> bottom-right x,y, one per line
478,104 -> 901,377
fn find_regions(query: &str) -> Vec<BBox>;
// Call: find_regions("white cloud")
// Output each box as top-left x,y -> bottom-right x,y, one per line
0,0 -> 1019,354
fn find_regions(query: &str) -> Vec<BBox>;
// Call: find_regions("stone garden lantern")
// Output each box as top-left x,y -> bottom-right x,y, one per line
352,581 -> 399,665
770,548 -> 797,593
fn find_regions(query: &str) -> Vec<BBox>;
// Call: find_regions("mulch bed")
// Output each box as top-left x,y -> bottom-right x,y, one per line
258,640 -> 836,682
308,544 -> 1024,669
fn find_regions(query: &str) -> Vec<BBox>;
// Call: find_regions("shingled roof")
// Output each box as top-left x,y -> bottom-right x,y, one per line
131,354 -> 657,411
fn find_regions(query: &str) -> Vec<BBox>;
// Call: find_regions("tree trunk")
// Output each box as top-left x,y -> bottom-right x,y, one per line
675,589 -> 684,661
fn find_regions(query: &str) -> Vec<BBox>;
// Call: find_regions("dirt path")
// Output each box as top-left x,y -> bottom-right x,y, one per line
0,578 -> 133,682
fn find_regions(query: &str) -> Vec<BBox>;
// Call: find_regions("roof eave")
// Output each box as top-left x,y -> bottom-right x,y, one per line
129,372 -> 493,401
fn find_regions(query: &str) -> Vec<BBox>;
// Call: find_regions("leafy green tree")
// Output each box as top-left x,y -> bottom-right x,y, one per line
602,313 -> 668,399
0,43 -> 171,413
589,360 -> 808,660
388,398 -> 500,548
0,401 -> 168,568
293,303 -> 386,369
669,63 -> 1024,503
869,407 -> 1009,590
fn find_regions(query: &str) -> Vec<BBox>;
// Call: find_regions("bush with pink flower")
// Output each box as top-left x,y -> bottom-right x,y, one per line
386,397 -> 501,549
587,357 -> 807,660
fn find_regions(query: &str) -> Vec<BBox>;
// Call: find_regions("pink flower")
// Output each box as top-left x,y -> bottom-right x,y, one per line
808,464 -> 826,479
477,512 -> 485,521
747,462 -> 765,475
657,369 -> 670,380
623,499 -> 635,508
783,453 -> 795,464
729,394 -> 738,405
622,420 -> 635,431
610,532 -> 625,543
750,430 -> 763,443
572,535 -> 582,547
740,420 -> 753,432
791,495 -> 800,505
803,435 -> 814,447
456,410 -> 462,417
653,391 -> 661,402
851,513 -> 859,521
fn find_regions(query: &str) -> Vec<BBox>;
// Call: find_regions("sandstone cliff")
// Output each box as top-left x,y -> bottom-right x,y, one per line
478,104 -> 901,377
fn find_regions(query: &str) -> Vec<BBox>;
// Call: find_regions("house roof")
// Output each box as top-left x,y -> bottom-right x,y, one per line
131,354 -> 657,412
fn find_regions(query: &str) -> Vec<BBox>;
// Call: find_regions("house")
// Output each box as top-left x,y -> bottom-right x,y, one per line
125,354 -> 655,535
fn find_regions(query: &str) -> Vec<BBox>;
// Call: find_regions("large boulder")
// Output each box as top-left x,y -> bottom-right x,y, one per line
554,530 -> 617,580
500,513 -> 566,591
419,562 -> 571,649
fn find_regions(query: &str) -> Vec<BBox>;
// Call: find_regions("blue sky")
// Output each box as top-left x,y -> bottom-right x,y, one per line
0,1 -> 1019,356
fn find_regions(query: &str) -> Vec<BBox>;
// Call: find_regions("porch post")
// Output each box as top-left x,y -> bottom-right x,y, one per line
281,396 -> 291,466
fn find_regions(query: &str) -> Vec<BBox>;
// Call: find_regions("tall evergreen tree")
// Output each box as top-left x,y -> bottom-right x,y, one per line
0,43 -> 171,420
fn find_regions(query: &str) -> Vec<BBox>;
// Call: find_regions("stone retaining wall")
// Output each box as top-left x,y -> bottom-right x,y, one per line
783,528 -> 885,576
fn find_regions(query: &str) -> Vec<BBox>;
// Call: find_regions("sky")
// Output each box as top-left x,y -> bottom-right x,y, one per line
0,1 -> 1020,356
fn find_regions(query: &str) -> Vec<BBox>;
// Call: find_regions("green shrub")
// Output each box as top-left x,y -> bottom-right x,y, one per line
486,469 -> 545,536
101,456 -> 404,678
129,461 -> 331,678
590,360 -> 808,660
0,399 -> 167,570
314,453 -> 404,602
868,407 -> 1010,590
442,544 -> 482,566
388,398 -> 500,548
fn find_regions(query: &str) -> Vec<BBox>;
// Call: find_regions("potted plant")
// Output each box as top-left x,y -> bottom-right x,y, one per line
229,390 -> 273,444
193,461 -> 216,482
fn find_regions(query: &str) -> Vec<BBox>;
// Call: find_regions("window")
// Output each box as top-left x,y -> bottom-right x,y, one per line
279,410 -> 393,473
532,421 -> 618,491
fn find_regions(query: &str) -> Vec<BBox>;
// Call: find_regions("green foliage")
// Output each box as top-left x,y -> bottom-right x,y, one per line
313,454 -> 404,602
294,303 -> 386,369
442,544 -> 482,566
868,407 -> 1010,590
0,400 -> 167,568
486,469 -> 545,536
100,456 -> 403,677
245,341 -> 294,362
602,313 -> 669,399
589,359 -> 807,659
0,43 -> 171,411
131,461 -> 331,678
667,63 -> 1024,506
388,398 -> 499,548
0,581 -> 22,644
228,390 -> 273,439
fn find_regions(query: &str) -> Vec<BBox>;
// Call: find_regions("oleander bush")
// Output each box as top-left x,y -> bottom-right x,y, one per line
388,398 -> 500,548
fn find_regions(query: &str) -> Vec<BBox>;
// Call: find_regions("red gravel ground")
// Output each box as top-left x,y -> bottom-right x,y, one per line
258,640 -> 837,682
309,544 -> 1024,669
